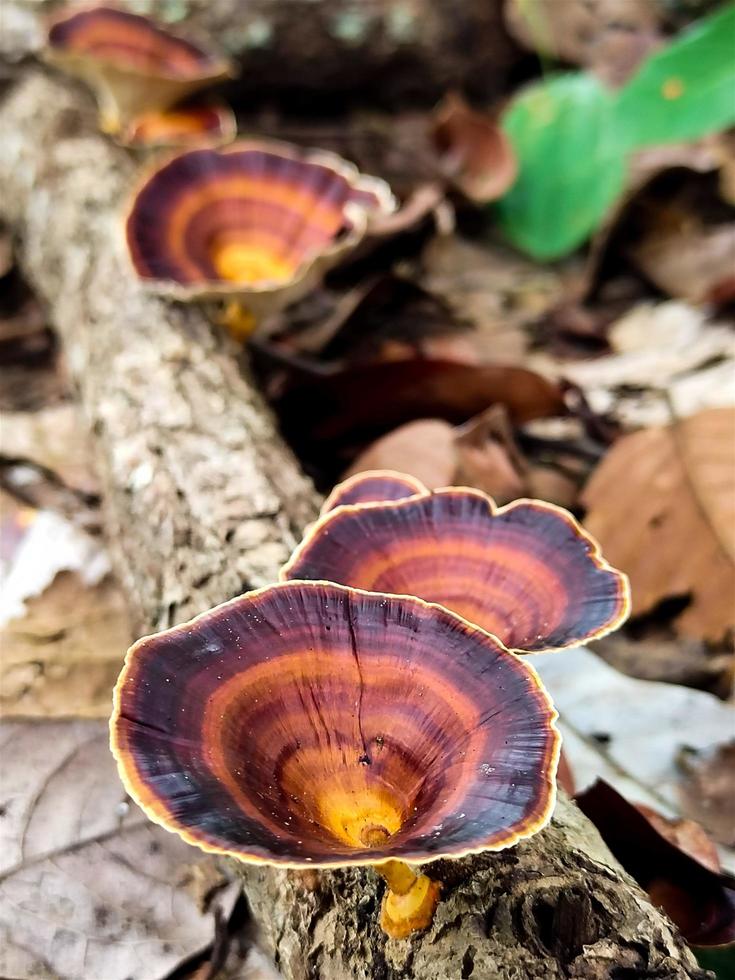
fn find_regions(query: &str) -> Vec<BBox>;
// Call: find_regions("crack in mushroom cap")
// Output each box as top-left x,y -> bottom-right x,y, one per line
111,580 -> 559,868
282,472 -> 631,654
124,140 -> 396,314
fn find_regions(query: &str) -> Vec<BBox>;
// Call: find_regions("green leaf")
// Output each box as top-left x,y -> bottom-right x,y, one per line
495,74 -> 626,261
614,3 -> 735,149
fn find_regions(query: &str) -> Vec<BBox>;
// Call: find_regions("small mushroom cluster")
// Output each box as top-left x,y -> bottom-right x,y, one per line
43,7 -> 525,337
111,471 -> 629,938
44,5 -> 396,330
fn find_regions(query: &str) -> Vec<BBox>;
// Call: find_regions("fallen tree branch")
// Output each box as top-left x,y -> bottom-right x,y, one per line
0,70 -> 708,980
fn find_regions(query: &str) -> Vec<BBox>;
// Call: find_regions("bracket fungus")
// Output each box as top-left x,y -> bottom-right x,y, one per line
124,140 -> 396,318
111,580 -> 559,939
45,6 -> 233,134
118,103 -> 236,150
320,470 -> 427,514
282,471 -> 630,654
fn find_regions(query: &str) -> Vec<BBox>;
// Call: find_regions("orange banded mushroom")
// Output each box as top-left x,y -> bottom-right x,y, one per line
118,103 -> 236,149
124,140 -> 396,318
111,580 -> 559,938
45,5 -> 232,134
282,471 -> 630,654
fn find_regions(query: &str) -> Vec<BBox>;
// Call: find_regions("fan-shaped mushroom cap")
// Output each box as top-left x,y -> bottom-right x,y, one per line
282,473 -> 630,653
111,580 -> 559,868
45,6 -> 232,133
119,103 -> 236,149
321,470 -> 425,514
125,140 -> 396,316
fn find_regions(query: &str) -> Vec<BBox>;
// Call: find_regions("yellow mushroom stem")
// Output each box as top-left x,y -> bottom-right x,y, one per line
377,860 -> 441,940
217,300 -> 258,342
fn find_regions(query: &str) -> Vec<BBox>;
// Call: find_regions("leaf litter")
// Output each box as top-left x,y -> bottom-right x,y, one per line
4,1 -> 735,972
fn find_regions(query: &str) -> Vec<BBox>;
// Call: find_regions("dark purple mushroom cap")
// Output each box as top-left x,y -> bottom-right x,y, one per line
111,580 -> 559,868
124,140 -> 396,311
283,472 -> 630,654
321,470 -> 425,514
45,6 -> 233,133
47,6 -> 228,80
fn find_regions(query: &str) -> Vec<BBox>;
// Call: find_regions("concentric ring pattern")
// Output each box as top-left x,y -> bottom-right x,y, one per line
125,142 -> 394,303
48,6 -> 224,79
321,470 -> 425,514
111,581 -> 559,867
282,475 -> 630,653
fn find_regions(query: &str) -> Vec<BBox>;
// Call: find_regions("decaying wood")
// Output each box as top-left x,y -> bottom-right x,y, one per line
0,71 -> 709,980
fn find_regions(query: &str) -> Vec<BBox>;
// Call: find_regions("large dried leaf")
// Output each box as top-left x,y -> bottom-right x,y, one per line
0,719 -> 238,980
576,780 -> 735,946
679,742 -> 735,849
343,419 -> 457,489
1,570 -> 131,718
276,358 -> 565,474
0,507 -> 110,625
420,235 -> 571,364
581,406 -> 735,640
552,302 -> 735,428
534,646 -> 735,872
1,404 -> 98,496
0,500 -> 131,716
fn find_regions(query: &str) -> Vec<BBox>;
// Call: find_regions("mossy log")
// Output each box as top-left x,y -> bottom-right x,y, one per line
0,70 -> 709,980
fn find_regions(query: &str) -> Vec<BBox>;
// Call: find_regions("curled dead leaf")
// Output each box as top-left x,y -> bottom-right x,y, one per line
454,405 -> 527,503
582,408 -> 735,640
576,780 -> 735,946
581,407 -> 735,641
678,742 -> 735,849
343,419 -> 457,490
276,358 -> 565,477
430,92 -> 517,203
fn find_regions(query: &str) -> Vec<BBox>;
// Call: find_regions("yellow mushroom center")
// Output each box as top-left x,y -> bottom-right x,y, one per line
211,241 -> 295,284
316,784 -> 405,849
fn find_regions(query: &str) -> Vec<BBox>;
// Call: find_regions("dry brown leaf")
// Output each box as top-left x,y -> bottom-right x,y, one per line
430,92 -> 517,203
421,235 -> 573,364
629,221 -> 735,306
593,632 -> 733,696
1,569 -> 131,718
679,742 -> 735,849
534,646 -> 735,872
503,0 -> 661,85
542,302 -> 735,429
525,465 -> 579,510
0,719 -> 238,980
581,407 -> 735,641
636,805 -> 722,873
0,404 -> 98,496
454,406 -> 527,503
343,418 -> 457,489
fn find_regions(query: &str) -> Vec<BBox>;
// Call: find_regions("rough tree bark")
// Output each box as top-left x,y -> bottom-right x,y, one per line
0,71 -> 709,980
